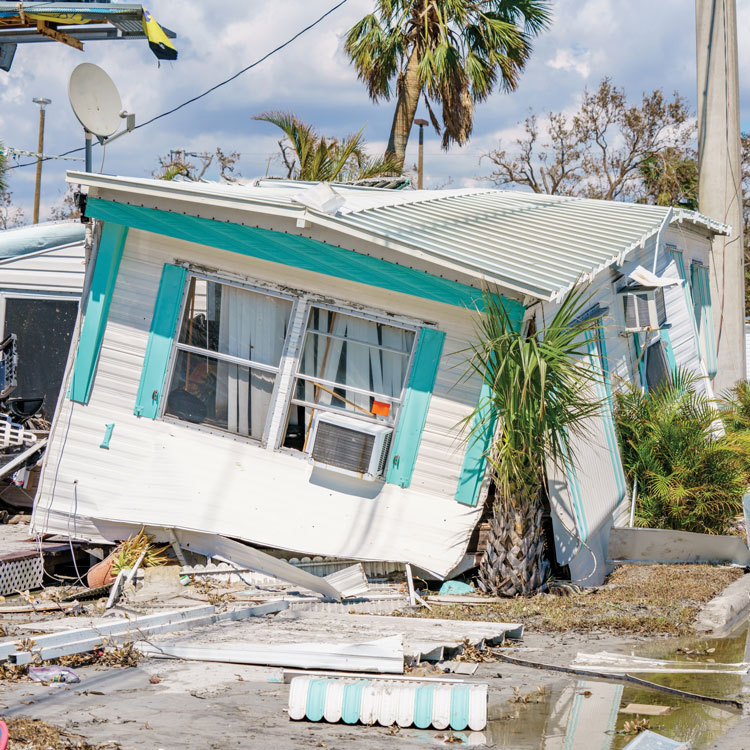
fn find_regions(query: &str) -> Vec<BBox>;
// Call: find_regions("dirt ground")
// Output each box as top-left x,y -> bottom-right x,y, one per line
409,565 -> 747,635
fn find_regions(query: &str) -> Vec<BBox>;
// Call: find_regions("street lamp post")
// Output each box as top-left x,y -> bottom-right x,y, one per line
32,97 -> 51,224
413,118 -> 428,189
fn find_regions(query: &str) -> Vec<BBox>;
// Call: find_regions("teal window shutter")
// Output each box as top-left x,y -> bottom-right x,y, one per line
385,327 -> 445,488
134,263 -> 188,418
691,263 -> 717,378
69,222 -> 128,404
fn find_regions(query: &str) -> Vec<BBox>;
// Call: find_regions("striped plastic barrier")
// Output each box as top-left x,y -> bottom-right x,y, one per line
288,676 -> 487,730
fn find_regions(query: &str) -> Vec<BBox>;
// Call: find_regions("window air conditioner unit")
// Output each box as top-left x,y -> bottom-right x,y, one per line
307,412 -> 393,481
618,287 -> 667,333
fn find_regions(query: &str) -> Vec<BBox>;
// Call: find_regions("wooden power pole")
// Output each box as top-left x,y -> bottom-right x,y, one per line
695,0 -> 745,389
32,97 -> 51,224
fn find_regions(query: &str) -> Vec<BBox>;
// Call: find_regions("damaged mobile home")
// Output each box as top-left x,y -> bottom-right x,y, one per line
29,174 -> 727,583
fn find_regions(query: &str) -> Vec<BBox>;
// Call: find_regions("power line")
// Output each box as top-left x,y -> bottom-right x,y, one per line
2,0 -> 350,172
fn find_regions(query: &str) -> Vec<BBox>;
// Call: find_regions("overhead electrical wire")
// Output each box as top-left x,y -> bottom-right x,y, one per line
3,0 -> 350,171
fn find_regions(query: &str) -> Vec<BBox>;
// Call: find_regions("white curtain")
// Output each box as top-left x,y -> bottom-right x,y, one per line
302,311 -> 410,417
217,287 -> 288,438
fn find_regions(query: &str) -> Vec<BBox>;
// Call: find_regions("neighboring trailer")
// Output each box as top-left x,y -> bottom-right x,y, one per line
0,221 -> 86,418
31,177 -> 725,581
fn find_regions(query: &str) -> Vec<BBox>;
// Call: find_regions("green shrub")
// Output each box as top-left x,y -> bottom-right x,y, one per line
614,371 -> 748,534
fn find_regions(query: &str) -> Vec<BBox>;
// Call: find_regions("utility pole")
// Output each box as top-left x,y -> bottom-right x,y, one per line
414,118 -> 428,189
32,97 -> 51,224
695,0 -> 745,390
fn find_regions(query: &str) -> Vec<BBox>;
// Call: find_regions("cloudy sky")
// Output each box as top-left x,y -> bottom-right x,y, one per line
1,0 -> 749,219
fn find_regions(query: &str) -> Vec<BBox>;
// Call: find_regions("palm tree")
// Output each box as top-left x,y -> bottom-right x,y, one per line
254,111 -> 401,182
464,287 -> 604,596
345,0 -> 552,167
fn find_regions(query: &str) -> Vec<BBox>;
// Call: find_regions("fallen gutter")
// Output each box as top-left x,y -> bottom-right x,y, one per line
0,601 -> 288,665
572,651 -> 750,675
494,651 -> 743,710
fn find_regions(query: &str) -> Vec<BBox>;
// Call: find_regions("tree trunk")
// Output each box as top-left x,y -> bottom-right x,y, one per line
386,48 -> 422,169
477,480 -> 549,597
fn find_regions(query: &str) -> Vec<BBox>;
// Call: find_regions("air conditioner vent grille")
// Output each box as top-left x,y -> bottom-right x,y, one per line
311,422 -> 376,474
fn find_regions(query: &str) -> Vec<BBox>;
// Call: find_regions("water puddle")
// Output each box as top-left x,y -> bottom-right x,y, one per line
483,623 -> 749,749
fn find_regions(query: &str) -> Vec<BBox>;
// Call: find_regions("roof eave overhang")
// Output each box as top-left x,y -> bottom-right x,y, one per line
68,172 -> 540,303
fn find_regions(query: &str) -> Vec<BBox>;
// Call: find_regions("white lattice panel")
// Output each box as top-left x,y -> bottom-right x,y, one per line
0,555 -> 43,596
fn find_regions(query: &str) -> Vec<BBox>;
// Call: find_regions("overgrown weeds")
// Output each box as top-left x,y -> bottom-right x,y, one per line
395,565 -> 744,635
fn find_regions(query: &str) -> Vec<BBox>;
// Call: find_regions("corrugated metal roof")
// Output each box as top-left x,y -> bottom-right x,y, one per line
0,221 -> 85,261
67,172 -> 728,301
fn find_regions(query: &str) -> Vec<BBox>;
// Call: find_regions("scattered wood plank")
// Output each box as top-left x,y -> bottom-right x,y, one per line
620,703 -> 673,716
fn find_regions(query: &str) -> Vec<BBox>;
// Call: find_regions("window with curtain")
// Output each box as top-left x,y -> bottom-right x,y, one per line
282,307 -> 416,452
164,277 -> 293,440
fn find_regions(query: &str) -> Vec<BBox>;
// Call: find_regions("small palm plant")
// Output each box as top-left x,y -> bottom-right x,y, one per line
616,371 -> 749,534
464,287 -> 605,596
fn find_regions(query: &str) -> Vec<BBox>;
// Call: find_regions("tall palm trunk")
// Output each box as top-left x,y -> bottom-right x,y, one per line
386,49 -> 421,168
477,476 -> 549,596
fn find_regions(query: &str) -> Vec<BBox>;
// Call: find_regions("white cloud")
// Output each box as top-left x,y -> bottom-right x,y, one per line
1,0 -> 749,215
546,47 -> 591,78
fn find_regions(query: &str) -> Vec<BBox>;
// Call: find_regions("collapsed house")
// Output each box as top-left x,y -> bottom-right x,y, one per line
29,175 -> 726,583
0,221 -> 86,505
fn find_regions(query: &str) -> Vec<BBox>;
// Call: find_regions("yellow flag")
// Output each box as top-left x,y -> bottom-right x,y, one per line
141,8 -> 177,61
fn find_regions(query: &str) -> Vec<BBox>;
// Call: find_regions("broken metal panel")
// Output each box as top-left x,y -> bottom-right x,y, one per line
1,602 -> 288,665
572,651 -> 749,675
623,730 -> 689,750
323,563 -> 370,600
608,527 -> 750,567
172,529 -> 344,602
139,634 -> 404,674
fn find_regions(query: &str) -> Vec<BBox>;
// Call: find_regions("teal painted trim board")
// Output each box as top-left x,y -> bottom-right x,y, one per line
632,333 -> 647,392
454,305 -> 525,507
454,379 -> 495,507
660,329 -> 678,377
385,327 -> 445,488
134,263 -> 188,419
85,197 -> 525,318
692,263 -> 717,378
69,222 -> 128,404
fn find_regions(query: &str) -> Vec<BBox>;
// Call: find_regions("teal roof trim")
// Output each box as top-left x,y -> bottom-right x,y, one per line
85,197 -> 523,316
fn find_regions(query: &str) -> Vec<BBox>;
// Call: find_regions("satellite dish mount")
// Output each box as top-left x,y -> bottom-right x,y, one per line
67,63 -> 136,172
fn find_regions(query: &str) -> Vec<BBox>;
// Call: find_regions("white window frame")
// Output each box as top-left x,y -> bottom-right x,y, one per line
160,272 -> 298,446
159,271 -> 422,459
275,300 -> 418,453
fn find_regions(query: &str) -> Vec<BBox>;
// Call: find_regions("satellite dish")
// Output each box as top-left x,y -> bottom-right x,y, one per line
68,63 -> 122,138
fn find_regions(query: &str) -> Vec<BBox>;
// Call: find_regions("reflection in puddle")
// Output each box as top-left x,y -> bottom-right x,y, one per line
485,624 -> 748,750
